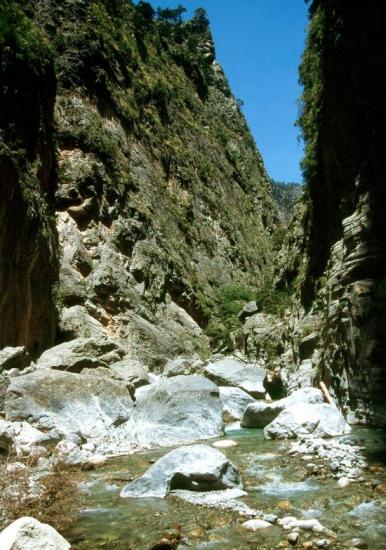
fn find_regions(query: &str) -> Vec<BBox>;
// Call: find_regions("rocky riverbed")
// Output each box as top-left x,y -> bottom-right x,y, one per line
65,426 -> 386,549
1,347 -> 385,550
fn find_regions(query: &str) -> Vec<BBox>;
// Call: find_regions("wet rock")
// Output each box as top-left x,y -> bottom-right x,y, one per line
241,387 -> 324,428
120,444 -> 242,498
204,357 -> 266,398
0,346 -> 31,372
5,369 -> 133,442
288,531 -> 300,545
351,538 -> 368,548
0,516 -> 70,549
219,386 -> 256,420
281,519 -> 329,534
263,513 -> 278,524
375,483 -> 386,493
316,540 -> 329,547
264,403 -> 351,439
36,337 -> 125,373
128,375 -> 223,446
242,519 -> 272,530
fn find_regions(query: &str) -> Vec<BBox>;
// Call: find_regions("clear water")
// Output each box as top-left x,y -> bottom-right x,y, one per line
67,427 -> 386,549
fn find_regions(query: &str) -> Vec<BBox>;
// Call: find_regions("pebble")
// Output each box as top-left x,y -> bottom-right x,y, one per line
351,538 -> 368,549
278,500 -> 292,510
337,476 -> 350,488
242,519 -> 272,531
263,513 -> 278,524
212,439 -> 238,448
375,483 -> 386,493
316,539 -> 329,547
302,543 -> 313,549
288,531 -> 300,545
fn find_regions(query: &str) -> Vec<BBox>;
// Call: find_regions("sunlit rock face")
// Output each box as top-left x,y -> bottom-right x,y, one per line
0,1 -> 277,367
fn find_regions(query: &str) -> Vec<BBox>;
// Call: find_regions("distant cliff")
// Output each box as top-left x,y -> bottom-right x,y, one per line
271,181 -> 302,225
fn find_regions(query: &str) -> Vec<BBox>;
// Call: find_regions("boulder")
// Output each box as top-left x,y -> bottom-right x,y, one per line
0,347 -> 30,372
219,386 -> 255,420
35,337 -> 125,373
5,369 -> 133,441
163,356 -> 197,377
204,357 -> 266,398
120,444 -> 242,498
0,516 -> 70,549
241,387 -> 324,428
109,358 -> 150,389
127,375 -> 223,446
264,403 -> 352,439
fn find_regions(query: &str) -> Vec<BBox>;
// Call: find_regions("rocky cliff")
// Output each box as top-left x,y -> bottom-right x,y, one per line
274,0 -> 386,425
0,1 -> 277,364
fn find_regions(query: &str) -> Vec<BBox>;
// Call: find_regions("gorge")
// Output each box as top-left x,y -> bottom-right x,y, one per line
0,1 -> 385,549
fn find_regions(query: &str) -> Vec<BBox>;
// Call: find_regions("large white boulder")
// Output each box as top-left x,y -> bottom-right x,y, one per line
264,403 -> 352,439
204,357 -> 266,398
5,369 -> 133,441
121,444 -> 242,498
241,387 -> 324,428
0,517 -> 70,550
126,375 -> 223,446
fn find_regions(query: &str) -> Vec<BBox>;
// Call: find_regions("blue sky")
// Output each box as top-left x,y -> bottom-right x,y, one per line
137,1 -> 309,183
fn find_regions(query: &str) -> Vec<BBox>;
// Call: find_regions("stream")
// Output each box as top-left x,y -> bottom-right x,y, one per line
67,426 -> 386,549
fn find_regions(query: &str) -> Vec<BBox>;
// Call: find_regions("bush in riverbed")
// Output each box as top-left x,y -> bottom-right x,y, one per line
0,460 -> 79,534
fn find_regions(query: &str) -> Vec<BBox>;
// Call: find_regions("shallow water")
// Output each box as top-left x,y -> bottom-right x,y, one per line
67,427 -> 386,549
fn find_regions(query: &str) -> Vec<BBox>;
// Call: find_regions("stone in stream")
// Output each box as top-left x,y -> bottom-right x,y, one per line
242,519 -> 272,531
5,369 -> 133,442
219,386 -> 256,420
241,387 -> 324,428
0,516 -> 70,549
204,357 -> 266,398
35,337 -> 125,373
120,444 -> 242,498
212,439 -> 238,448
264,403 -> 351,439
127,375 -> 223,446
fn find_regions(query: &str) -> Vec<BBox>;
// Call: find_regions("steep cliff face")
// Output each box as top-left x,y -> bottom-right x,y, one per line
0,3 -> 58,356
276,0 -> 386,424
0,1 -> 277,365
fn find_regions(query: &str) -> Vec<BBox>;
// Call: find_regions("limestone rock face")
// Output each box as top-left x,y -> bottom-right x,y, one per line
5,369 -> 133,441
36,337 -> 125,373
204,357 -> 266,398
128,375 -> 224,446
0,517 -> 70,550
264,403 -> 352,439
121,444 -> 242,498
241,387 -> 324,428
